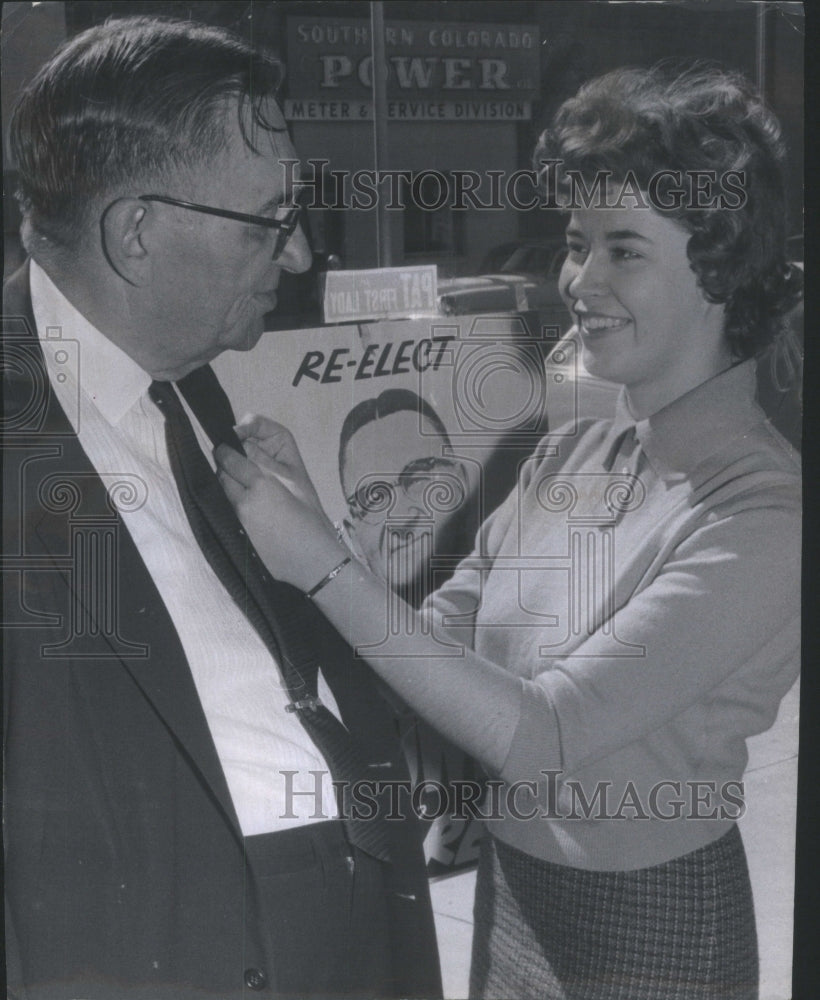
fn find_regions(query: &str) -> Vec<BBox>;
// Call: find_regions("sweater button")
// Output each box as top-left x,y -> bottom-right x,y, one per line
244,967 -> 268,990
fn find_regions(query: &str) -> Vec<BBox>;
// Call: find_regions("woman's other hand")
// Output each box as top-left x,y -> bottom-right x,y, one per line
215,439 -> 347,593
234,415 -> 326,517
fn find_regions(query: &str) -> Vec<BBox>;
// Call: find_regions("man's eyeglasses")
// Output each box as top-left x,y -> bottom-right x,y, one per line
346,456 -> 467,524
138,194 -> 303,261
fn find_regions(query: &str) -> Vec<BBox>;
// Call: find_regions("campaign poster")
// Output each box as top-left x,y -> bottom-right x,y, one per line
215,309 -> 564,875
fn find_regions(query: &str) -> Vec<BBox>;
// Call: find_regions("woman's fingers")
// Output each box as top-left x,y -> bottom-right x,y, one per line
214,443 -> 262,488
236,415 -> 298,462
235,418 -> 320,504
236,429 -> 327,515
220,421 -> 330,534
217,466 -> 246,506
244,439 -> 289,475
216,443 -> 297,508
235,413 -> 285,441
217,442 -> 312,510
216,435 -> 344,592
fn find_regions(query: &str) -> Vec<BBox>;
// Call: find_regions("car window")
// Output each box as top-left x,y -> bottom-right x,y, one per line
501,246 -> 554,274
530,248 -> 553,272
549,248 -> 567,275
499,248 -> 529,273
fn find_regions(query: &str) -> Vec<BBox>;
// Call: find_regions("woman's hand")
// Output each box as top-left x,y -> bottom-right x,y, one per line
215,436 -> 347,594
234,415 -> 326,518
217,426 -> 523,780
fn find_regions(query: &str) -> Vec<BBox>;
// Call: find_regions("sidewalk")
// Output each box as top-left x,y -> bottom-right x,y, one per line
428,679 -> 800,1000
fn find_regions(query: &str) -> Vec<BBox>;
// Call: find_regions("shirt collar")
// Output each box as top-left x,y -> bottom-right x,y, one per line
614,360 -> 762,480
30,259 -> 152,427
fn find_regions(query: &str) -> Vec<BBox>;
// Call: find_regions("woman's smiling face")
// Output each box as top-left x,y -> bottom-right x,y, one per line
559,202 -> 731,417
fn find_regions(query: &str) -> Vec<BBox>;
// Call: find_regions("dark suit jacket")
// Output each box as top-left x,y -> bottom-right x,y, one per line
2,263 -> 442,999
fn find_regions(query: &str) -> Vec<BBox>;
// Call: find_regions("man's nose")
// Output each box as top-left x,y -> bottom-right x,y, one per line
278,223 -> 312,273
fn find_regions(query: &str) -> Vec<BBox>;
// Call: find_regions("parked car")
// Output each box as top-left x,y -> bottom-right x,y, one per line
437,272 -> 539,315
480,239 -> 564,276
437,239 -> 567,317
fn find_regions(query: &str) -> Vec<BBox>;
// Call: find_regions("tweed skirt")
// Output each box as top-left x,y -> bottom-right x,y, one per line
470,825 -> 758,1000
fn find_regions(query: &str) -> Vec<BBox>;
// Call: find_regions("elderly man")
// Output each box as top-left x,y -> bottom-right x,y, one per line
2,17 -> 440,999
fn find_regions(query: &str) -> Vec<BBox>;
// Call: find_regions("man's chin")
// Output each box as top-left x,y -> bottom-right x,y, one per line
226,320 -> 267,353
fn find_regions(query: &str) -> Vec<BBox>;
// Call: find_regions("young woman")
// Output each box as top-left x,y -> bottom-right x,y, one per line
217,64 -> 801,999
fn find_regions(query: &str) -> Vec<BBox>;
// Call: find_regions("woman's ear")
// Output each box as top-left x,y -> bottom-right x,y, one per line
100,198 -> 152,286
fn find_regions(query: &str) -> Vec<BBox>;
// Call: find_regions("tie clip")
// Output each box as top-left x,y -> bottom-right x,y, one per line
285,696 -> 324,713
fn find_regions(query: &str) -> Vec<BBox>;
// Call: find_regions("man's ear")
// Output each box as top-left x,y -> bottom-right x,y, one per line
100,198 -> 153,285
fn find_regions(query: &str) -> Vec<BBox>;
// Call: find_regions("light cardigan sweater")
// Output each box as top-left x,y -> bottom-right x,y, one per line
426,359 -> 800,871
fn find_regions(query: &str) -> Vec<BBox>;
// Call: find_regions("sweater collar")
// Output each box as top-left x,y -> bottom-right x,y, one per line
611,361 -> 762,481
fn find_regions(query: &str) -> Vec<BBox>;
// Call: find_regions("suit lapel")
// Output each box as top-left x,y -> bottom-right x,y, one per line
3,262 -> 243,838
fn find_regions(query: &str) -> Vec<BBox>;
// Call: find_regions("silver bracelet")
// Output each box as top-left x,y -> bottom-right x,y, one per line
304,556 -> 352,600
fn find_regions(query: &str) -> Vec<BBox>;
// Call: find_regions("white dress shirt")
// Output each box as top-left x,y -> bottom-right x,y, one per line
31,260 -> 340,834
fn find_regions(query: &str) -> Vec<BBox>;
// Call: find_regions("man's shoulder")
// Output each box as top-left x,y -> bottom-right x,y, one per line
3,260 -> 33,322
2,260 -> 81,442
2,259 -> 40,394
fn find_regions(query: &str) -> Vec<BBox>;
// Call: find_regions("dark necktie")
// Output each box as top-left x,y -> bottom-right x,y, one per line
149,368 -> 391,860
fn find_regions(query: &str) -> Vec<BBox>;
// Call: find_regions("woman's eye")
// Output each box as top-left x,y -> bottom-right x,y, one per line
611,247 -> 642,262
566,243 -> 588,262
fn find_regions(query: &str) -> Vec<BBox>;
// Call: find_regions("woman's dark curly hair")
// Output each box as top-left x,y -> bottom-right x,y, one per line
534,63 -> 802,358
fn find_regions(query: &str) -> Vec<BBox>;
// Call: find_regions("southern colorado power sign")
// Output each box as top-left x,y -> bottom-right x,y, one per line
285,17 -> 540,121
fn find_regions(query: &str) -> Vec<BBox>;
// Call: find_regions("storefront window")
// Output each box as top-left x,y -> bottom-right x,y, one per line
403,172 -> 465,257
